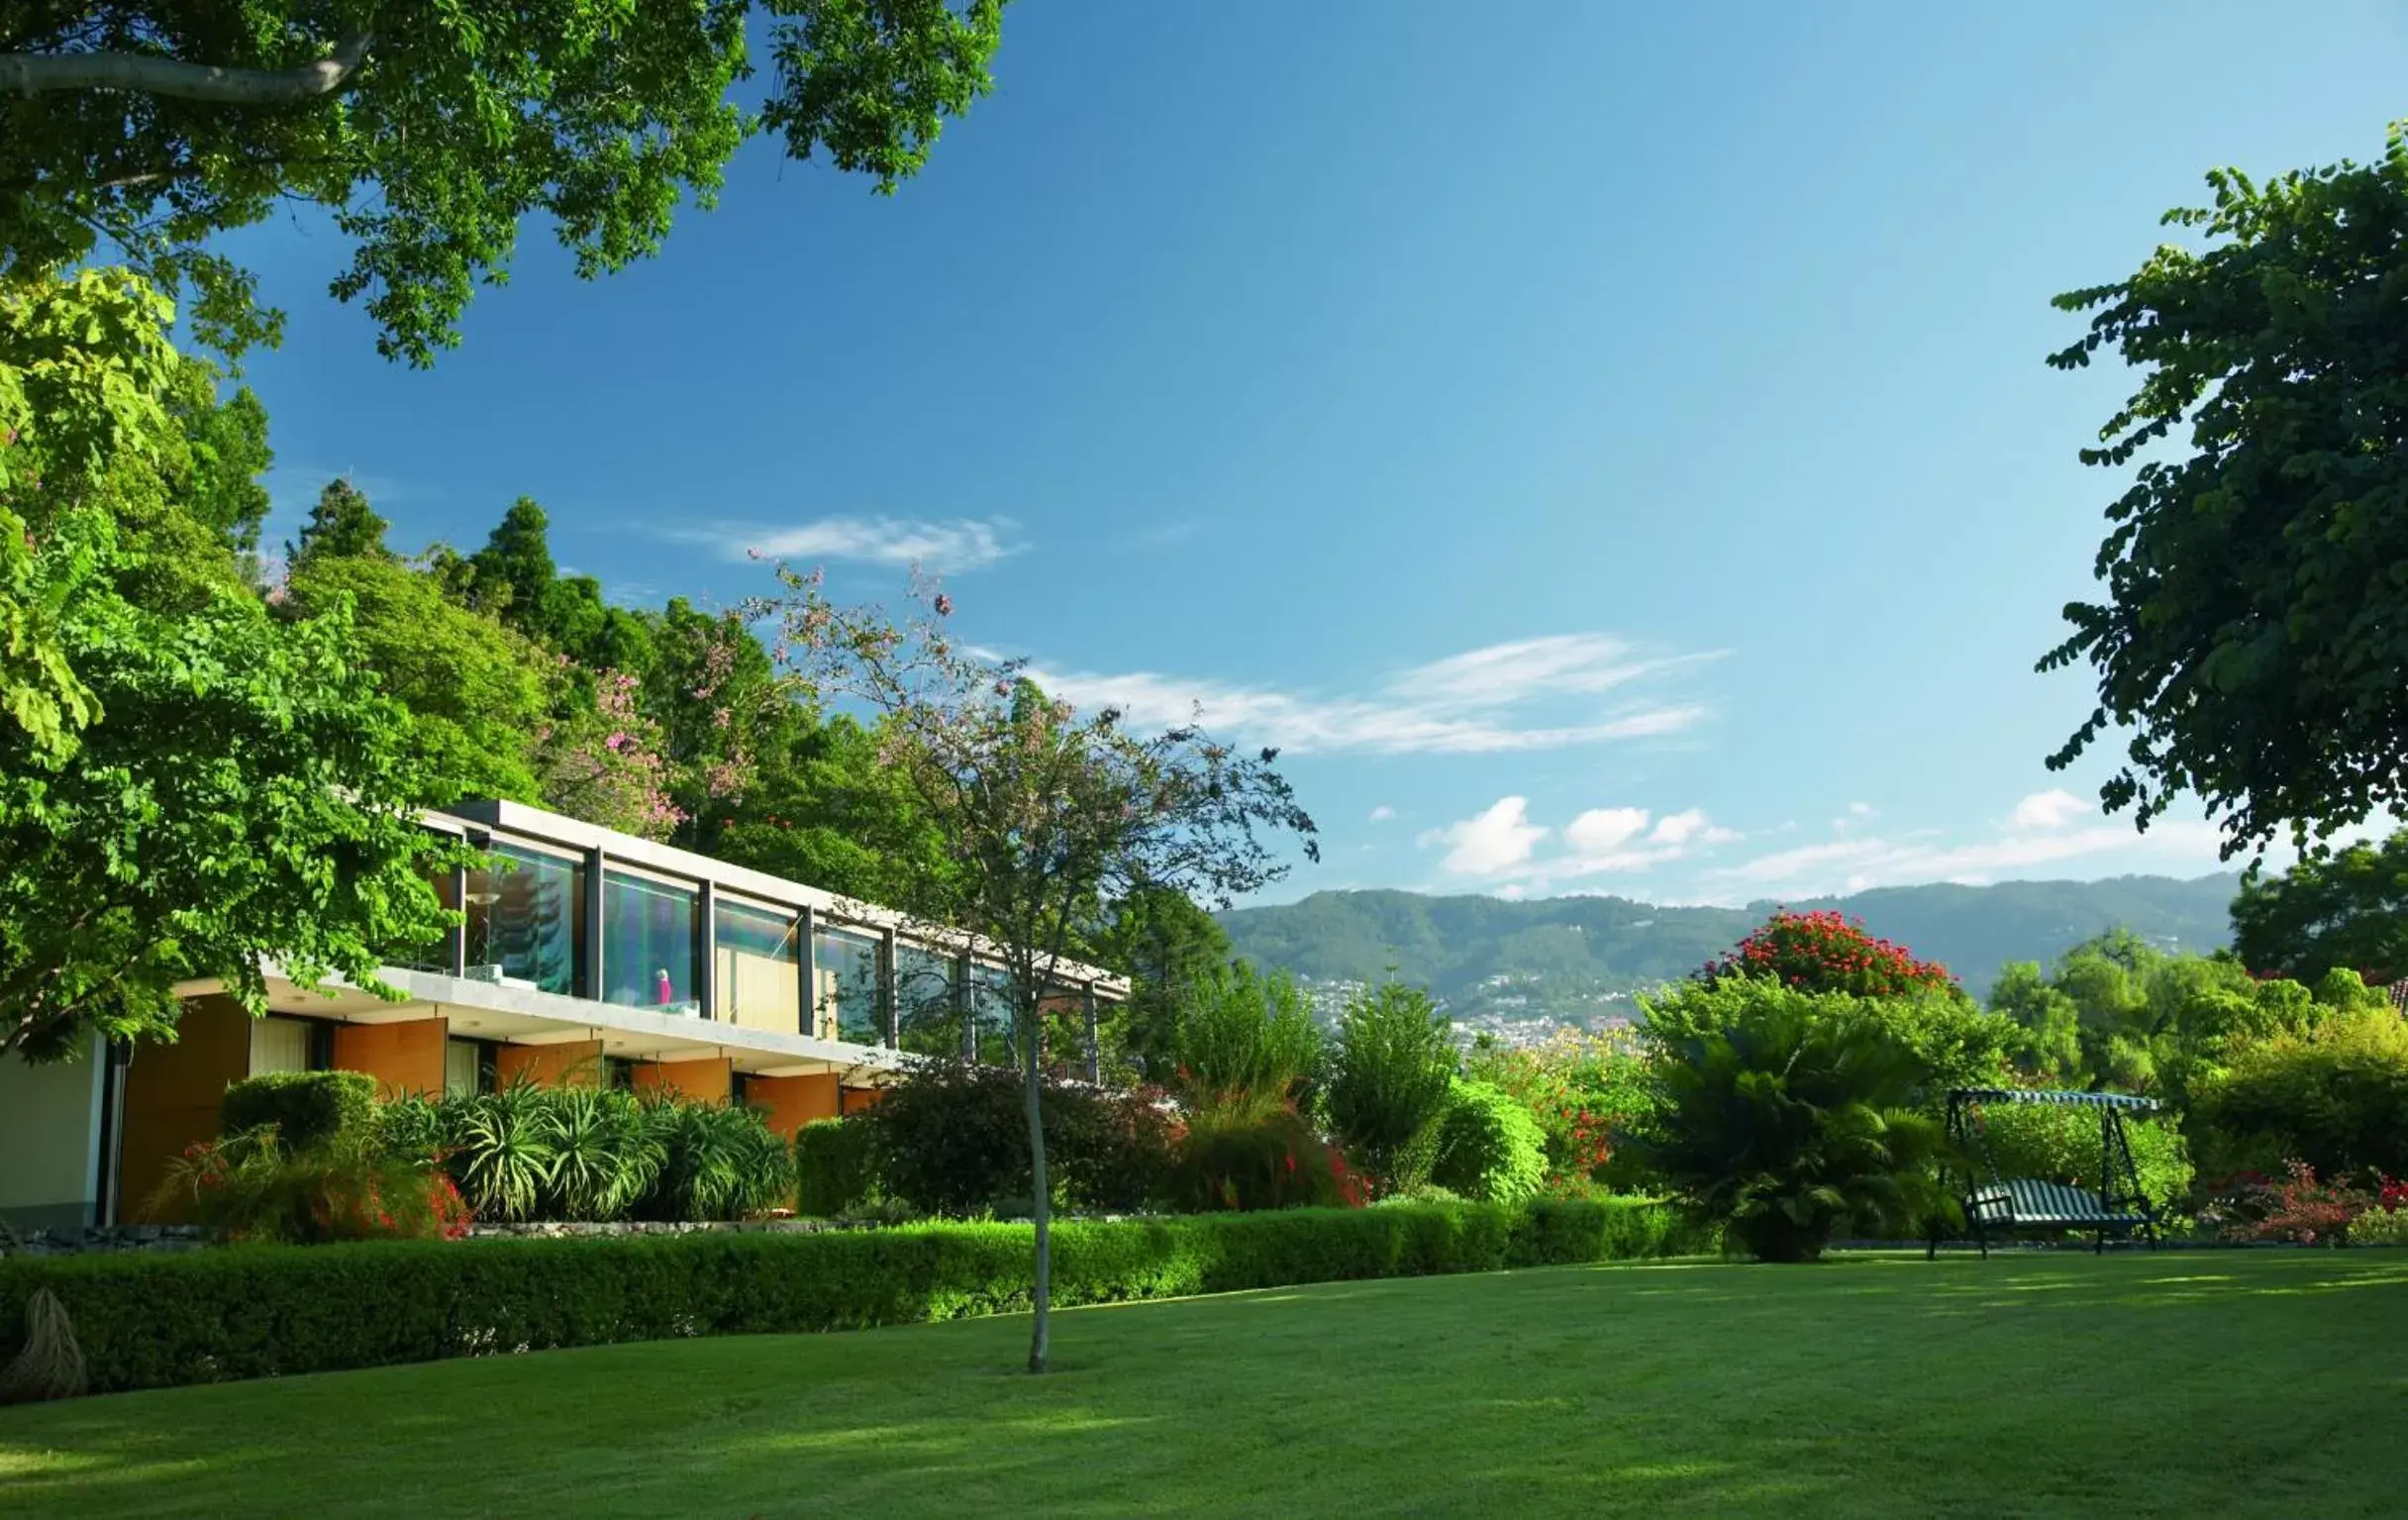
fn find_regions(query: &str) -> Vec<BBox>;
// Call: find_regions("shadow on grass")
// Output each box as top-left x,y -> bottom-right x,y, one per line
7,1251 -> 2408,1519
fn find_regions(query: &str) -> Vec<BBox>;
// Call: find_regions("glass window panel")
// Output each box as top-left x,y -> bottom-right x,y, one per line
716,900 -> 801,1035
382,864 -> 459,973
813,926 -> 885,1046
602,869 -> 701,1014
894,943 -> 961,1058
968,963 -> 1018,1068
444,1039 -> 482,1099
466,844 -> 585,997
249,1018 -> 314,1077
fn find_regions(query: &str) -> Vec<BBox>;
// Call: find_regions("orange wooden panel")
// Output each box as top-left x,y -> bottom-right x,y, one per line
838,1084 -> 885,1115
331,1017 -> 449,1101
746,1072 -> 841,1139
631,1058 -> 733,1106
494,1040 -> 605,1089
120,996 -> 253,1222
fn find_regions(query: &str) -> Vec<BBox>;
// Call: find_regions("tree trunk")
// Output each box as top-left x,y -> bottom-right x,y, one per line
1023,1004 -> 1052,1374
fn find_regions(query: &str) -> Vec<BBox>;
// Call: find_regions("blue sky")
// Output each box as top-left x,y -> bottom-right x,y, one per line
221,2 -> 2408,907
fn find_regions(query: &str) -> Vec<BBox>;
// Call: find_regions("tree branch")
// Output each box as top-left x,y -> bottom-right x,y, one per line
0,33 -> 374,104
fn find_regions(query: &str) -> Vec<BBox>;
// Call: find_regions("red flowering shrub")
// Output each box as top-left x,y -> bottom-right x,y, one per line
149,1128 -> 471,1245
1166,1103 -> 1365,1211
2213,1160 -> 2372,1246
1701,909 -> 1959,999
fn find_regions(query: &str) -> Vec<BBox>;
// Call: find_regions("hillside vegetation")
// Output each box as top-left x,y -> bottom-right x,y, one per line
1219,874 -> 2240,1013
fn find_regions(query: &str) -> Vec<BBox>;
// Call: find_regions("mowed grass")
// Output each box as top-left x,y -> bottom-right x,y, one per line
5,1250 -> 2408,1518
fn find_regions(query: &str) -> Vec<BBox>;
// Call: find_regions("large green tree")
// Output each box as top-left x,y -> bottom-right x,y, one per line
1089,884 -> 1235,1082
1,268 -> 457,1060
2,1 -> 1010,362
2231,832 -> 2408,988
2043,124 -> 2408,861
286,476 -> 390,567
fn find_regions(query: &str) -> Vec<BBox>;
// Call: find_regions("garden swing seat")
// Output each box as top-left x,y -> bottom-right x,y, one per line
1928,1089 -> 2161,1259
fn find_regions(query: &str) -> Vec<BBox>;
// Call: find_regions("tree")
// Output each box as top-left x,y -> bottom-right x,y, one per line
287,477 -> 390,567
1091,884 -> 1235,1081
2231,831 -> 2408,988
536,667 -> 685,841
2,265 -> 460,1061
2042,124 -> 2408,861
281,550 -> 551,803
750,568 -> 1317,1372
3,0 -> 1011,362
1,589 -> 459,1061
1322,980 -> 1459,1195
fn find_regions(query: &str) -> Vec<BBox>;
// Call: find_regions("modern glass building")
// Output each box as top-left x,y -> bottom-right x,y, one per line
0,798 -> 1129,1233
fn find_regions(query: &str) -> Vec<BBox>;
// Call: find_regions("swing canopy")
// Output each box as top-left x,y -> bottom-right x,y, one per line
1928,1087 -> 2162,1257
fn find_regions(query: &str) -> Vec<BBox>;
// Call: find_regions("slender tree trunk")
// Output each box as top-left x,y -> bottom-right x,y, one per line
1023,998 -> 1052,1374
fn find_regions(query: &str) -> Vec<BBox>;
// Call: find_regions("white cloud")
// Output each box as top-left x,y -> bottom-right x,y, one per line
1428,799 -> 1738,887
1701,812 -> 2231,903
1565,807 -> 1651,856
1368,805 -> 1396,823
2010,788 -> 2089,832
1422,797 -> 1548,875
679,515 -> 1022,571
1022,633 -> 1716,758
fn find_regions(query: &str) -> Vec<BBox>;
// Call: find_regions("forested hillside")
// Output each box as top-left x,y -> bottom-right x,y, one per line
1219,874 -> 2241,1013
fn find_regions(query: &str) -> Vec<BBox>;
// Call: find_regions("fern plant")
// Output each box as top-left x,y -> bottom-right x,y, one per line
1635,976 -> 1959,1262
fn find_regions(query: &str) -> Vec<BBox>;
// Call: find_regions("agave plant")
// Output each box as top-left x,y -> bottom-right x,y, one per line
1635,977 -> 1959,1262
445,1079 -> 557,1222
642,1097 -> 794,1221
544,1086 -> 664,1222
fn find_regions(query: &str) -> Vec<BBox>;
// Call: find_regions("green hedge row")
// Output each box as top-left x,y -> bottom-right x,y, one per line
0,1199 -> 1708,1395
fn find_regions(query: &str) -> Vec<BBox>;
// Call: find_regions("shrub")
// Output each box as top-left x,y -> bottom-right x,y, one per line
1635,975 -> 1956,1262
1166,1103 -> 1363,1212
2195,1010 -> 2408,1179
1323,981 -> 1458,1195
1172,963 -> 1322,1111
1968,1100 -> 2194,1212
2216,1160 -> 2370,1246
542,1086 -> 665,1222
645,1100 -> 793,1221
149,1129 -> 470,1245
1701,908 -> 1958,1000
2350,1198 -> 2408,1246
858,1059 -> 1175,1216
1464,1028 -> 1658,1189
1430,1080 -> 1547,1204
220,1070 -> 378,1154
794,1119 -> 878,1217
0,1198 -> 1713,1395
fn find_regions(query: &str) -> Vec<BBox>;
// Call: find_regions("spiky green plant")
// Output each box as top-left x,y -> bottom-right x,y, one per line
445,1078 -> 556,1222
544,1086 -> 664,1222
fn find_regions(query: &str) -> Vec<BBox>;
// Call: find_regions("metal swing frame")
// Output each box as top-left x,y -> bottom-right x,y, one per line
1927,1088 -> 2161,1259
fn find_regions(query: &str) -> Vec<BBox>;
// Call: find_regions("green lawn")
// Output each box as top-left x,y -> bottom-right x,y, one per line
4,1249 -> 2407,1518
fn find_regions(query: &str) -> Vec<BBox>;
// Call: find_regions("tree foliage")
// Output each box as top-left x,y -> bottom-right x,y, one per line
1322,980 -> 1459,1197
2043,124 -> 2408,860
2231,831 -> 2408,989
2,0 -> 1010,362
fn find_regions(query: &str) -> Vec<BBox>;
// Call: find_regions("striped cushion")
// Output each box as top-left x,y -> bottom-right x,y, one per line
1969,1177 -> 2146,1227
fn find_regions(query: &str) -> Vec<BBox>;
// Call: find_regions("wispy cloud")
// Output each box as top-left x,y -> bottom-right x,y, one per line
1119,520 -> 1207,551
1368,805 -> 1396,823
1701,788 -> 2226,900
1023,633 -> 1718,757
675,515 -> 1024,571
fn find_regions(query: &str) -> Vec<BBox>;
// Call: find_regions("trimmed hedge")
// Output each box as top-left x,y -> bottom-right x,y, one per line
0,1199 -> 1708,1395
220,1071 -> 378,1153
793,1119 -> 877,1216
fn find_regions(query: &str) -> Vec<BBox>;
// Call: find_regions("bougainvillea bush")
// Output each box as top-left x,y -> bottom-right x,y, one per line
1701,909 -> 1960,1000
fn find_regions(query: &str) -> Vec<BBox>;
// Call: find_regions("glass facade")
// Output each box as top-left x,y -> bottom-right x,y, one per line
467,844 -> 585,996
894,942 -> 961,1057
967,963 -> 1017,1067
716,898 -> 801,1035
384,865 -> 460,973
602,868 -> 701,1013
813,926 -> 886,1046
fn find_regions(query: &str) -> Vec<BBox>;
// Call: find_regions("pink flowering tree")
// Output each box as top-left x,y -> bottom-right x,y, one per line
535,664 -> 684,841
747,566 -> 1317,1374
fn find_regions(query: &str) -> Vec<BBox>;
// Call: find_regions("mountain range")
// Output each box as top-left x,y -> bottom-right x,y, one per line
1218,873 -> 2242,1021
